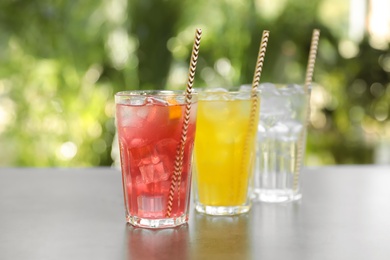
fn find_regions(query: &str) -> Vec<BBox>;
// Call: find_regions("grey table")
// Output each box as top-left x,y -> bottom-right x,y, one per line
1,166 -> 390,260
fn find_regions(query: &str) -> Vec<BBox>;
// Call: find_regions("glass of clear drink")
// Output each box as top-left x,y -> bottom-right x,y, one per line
252,83 -> 310,203
115,90 -> 197,228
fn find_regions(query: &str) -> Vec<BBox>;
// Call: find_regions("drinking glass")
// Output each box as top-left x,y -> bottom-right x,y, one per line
193,89 -> 259,215
115,90 -> 197,228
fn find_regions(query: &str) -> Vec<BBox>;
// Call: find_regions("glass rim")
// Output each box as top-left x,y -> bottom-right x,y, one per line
242,83 -> 314,90
195,90 -> 261,99
115,90 -> 196,97
195,88 -> 260,94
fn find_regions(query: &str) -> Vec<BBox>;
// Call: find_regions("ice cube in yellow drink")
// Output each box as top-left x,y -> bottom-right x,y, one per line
194,96 -> 259,206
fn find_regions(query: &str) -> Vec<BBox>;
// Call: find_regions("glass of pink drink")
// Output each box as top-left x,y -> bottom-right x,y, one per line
115,90 -> 197,228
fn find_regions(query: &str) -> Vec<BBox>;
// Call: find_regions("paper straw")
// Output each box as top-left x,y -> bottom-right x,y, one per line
248,30 -> 270,138
293,29 -> 320,192
238,30 -> 270,198
166,28 -> 202,218
303,29 -> 320,93
251,30 -> 270,92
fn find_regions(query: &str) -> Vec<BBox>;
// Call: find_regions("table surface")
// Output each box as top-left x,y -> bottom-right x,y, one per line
1,166 -> 390,260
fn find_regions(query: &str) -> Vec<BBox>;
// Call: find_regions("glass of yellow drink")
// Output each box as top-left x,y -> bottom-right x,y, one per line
193,88 -> 260,215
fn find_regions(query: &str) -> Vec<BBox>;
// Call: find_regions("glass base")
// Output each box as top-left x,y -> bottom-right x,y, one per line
252,188 -> 302,203
195,202 -> 251,216
127,214 -> 188,229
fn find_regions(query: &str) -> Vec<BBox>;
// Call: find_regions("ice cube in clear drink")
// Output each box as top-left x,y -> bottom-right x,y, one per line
258,83 -> 282,115
282,119 -> 304,141
270,122 -> 289,138
258,83 -> 279,95
285,83 -> 305,95
239,84 -> 252,92
257,123 -> 267,138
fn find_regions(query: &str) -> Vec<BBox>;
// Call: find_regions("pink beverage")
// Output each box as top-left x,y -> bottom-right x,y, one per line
115,90 -> 197,228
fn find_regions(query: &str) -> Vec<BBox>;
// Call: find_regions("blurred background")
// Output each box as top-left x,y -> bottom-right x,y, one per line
0,0 -> 389,167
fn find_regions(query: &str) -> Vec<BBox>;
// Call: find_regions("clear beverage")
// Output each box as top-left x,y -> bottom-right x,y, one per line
115,90 -> 197,228
253,83 -> 309,202
193,90 -> 259,215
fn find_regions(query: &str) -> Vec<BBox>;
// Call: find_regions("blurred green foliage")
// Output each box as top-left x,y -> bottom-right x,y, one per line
0,0 -> 389,166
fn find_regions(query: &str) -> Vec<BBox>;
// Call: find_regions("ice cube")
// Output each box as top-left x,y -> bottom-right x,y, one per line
285,83 -> 305,95
260,116 -> 276,128
258,83 -> 279,95
239,84 -> 252,92
130,97 -> 147,106
236,90 -> 252,100
155,138 -> 177,174
257,123 -> 268,140
146,96 -> 169,106
137,195 -> 165,216
258,122 -> 266,132
274,120 -> 304,141
270,122 -> 289,137
174,95 -> 186,105
201,87 -> 231,101
129,140 -> 172,184
284,119 -> 304,139
136,106 -> 149,119
118,105 -> 142,127
200,100 -> 230,121
138,157 -> 169,184
260,96 -> 287,117
142,100 -> 170,125
119,96 -> 146,106
205,87 -> 229,93
129,140 -> 152,161
258,83 -> 283,115
155,139 -> 178,157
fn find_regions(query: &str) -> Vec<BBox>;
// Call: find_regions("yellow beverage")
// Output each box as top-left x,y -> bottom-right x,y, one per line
194,91 -> 259,214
